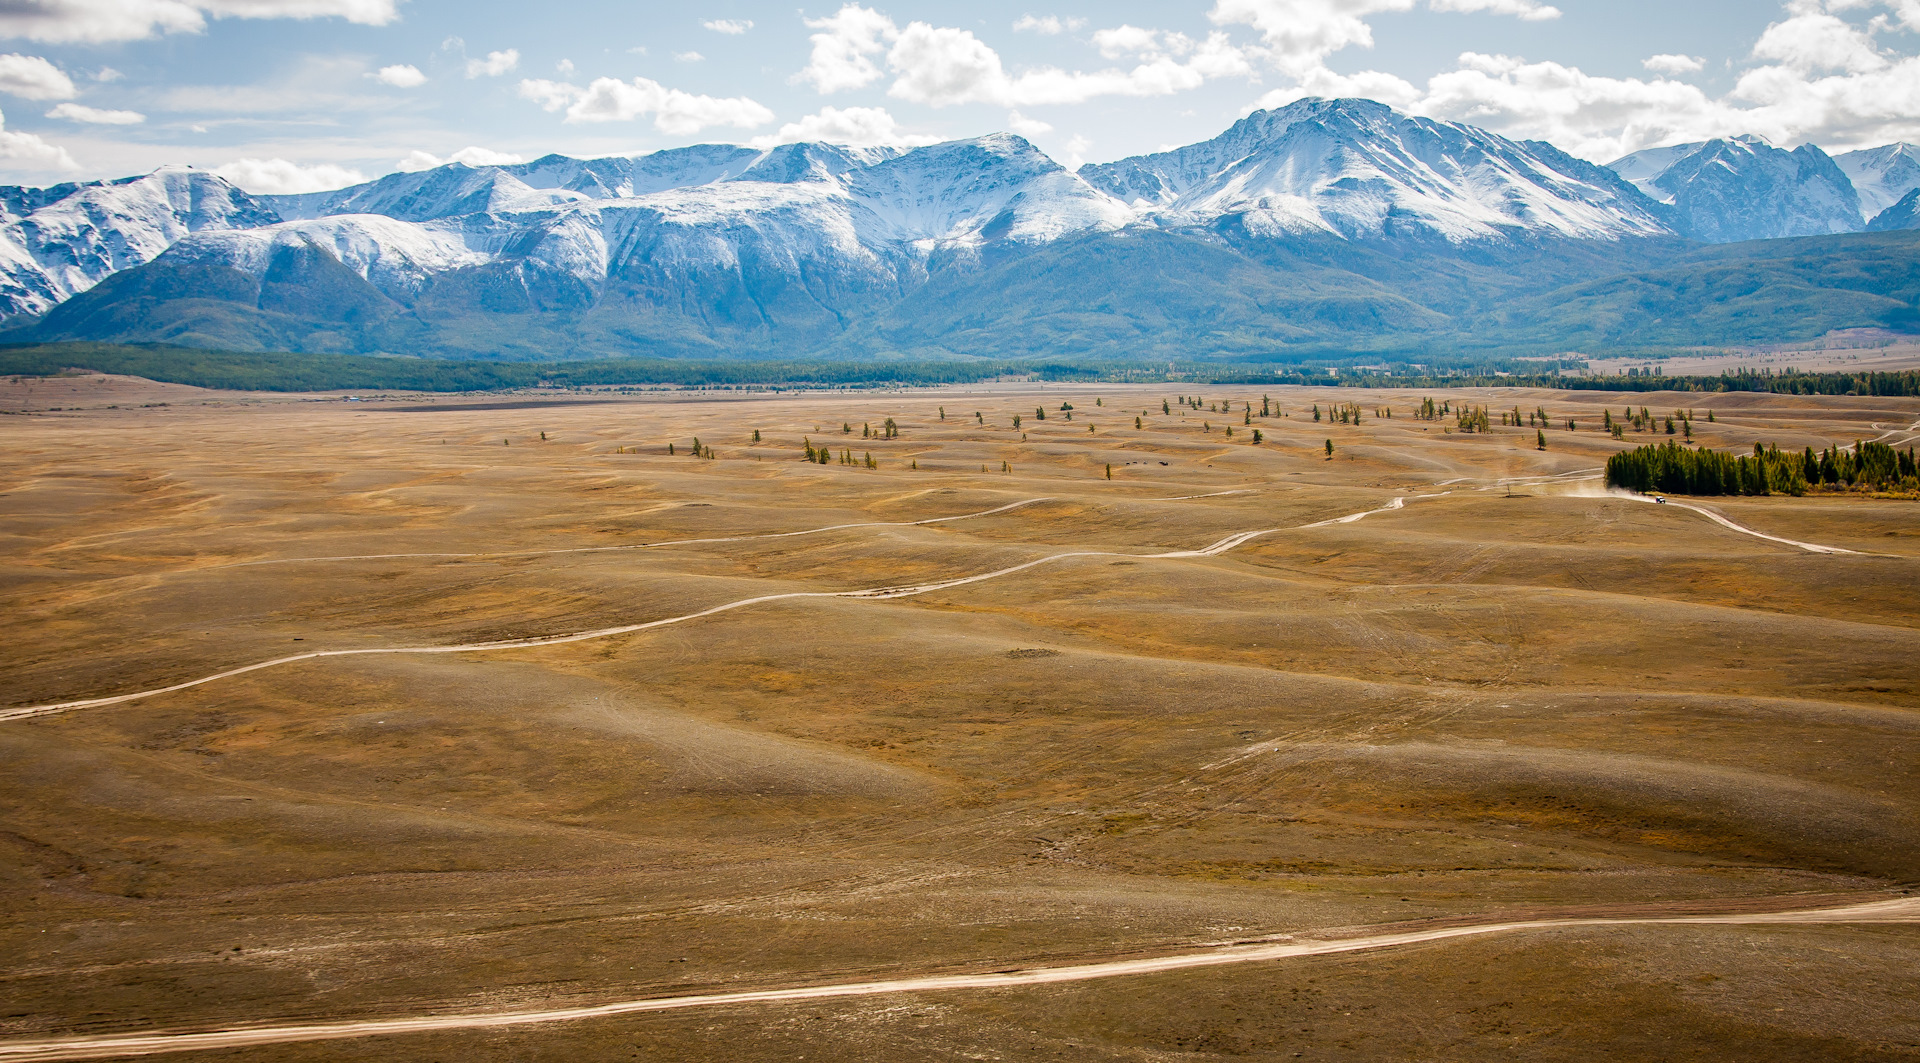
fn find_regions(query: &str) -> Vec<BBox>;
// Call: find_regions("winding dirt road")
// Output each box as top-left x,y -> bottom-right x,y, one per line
1,896 -> 1912,1062
6,484 -> 1876,723
0,503 -> 1366,722
1623,494 -> 1862,555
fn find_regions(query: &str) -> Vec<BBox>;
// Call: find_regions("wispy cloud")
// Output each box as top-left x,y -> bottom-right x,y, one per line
46,102 -> 143,124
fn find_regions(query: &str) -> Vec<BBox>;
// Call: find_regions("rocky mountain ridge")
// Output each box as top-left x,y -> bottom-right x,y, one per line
4,98 -> 1919,359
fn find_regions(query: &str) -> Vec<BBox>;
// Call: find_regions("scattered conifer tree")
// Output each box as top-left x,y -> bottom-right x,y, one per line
1135,415 -> 1143,429
1252,428 -> 1263,444
752,429 -> 761,442
668,442 -> 675,455
1325,439 -> 1334,458
1537,429 -> 1547,450
1105,463 -> 1113,479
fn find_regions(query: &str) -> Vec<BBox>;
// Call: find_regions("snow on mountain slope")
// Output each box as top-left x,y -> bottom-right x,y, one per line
0,166 -> 278,316
1078,98 -> 1670,242
147,134 -> 1127,313
1607,142 -> 1702,203
1835,143 -> 1920,219
1608,136 -> 1862,241
845,134 -> 1131,246
1867,187 -> 1920,231
9,103 -> 1919,335
157,213 -> 491,301
261,164 -> 590,223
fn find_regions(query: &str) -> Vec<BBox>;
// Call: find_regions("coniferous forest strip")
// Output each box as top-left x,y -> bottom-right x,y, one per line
2,341 -> 1919,398
1606,439 -> 1920,496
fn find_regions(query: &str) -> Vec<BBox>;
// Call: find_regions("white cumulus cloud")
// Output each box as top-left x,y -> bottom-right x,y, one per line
749,104 -> 942,148
465,49 -> 519,78
0,0 -> 398,44
675,50 -> 703,63
518,76 -> 774,135
1006,109 -> 1053,136
1091,25 -> 1159,59
798,5 -> 1254,107
212,156 -> 364,195
398,145 -> 525,171
799,4 -> 898,93
1428,0 -> 1559,20
45,101 -> 142,123
1208,0 -> 1566,76
1643,53 -> 1705,75
1012,14 -> 1085,34
702,18 -> 752,34
371,63 -> 425,87
0,105 -> 74,168
0,53 -> 73,99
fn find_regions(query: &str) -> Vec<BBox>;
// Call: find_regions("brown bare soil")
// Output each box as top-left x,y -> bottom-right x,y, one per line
1,376 -> 1916,1061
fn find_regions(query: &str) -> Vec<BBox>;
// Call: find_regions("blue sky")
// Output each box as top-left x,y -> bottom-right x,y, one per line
0,0 -> 1914,192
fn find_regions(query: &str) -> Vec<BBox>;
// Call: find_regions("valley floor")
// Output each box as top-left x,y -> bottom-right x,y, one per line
1,378 -> 1916,1061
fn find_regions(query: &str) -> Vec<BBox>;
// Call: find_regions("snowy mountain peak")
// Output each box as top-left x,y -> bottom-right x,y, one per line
1079,97 -> 1669,242
0,167 -> 276,316
1835,142 -> 1920,218
1609,137 -> 1861,242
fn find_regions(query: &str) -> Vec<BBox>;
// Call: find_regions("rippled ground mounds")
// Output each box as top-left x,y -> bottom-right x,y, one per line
1,375 -> 1917,1061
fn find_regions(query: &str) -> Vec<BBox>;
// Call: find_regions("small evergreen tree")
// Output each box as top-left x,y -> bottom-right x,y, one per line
1325,439 -> 1334,458
1537,429 -> 1547,450
1252,428 -> 1263,444
752,429 -> 761,442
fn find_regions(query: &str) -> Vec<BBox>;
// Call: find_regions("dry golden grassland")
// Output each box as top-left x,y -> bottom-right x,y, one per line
1,375 -> 1917,1061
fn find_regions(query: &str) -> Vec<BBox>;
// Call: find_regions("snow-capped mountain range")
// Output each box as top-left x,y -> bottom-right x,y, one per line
4,96 -> 1918,345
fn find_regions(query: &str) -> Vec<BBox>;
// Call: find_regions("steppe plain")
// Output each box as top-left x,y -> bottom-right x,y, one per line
1,374 -> 1918,1061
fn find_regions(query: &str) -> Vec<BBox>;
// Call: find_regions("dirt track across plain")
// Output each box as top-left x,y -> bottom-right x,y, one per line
2,897 -> 1912,1063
